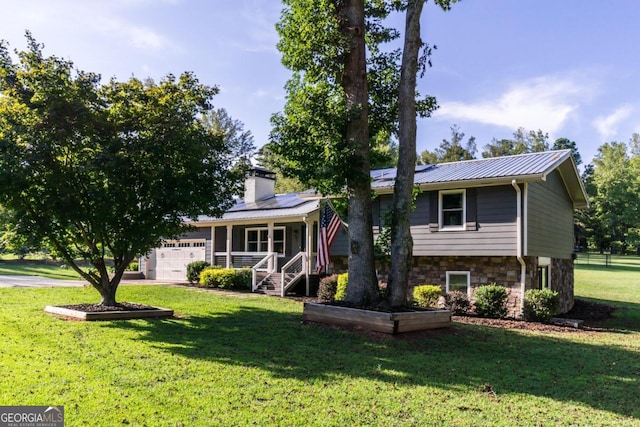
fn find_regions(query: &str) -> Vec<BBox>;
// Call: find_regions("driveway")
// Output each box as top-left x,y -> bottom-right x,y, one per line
0,275 -> 87,288
0,275 -> 180,288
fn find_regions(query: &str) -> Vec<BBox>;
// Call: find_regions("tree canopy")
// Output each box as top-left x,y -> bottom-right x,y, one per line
481,127 -> 549,158
418,124 -> 476,164
0,33 -> 252,305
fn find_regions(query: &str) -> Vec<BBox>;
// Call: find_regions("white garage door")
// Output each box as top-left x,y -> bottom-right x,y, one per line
155,240 -> 206,281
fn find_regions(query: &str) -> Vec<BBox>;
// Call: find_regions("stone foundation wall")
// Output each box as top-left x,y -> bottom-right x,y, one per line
330,255 -> 573,317
550,257 -> 575,313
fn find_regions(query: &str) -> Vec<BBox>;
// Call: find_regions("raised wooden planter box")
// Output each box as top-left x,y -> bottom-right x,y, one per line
303,302 -> 451,334
44,305 -> 173,321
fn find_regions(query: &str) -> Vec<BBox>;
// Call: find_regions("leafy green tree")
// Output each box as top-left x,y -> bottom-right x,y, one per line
271,0 -> 381,305
418,124 -> 476,164
552,137 -> 582,166
590,141 -> 636,253
200,108 -> 255,165
0,34 -> 251,305
481,127 -> 549,157
255,145 -> 308,194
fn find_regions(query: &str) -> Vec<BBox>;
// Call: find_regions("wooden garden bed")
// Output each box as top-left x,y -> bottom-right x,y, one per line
303,302 -> 451,334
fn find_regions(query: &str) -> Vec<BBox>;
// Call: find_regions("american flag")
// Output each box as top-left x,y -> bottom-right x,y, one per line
316,202 -> 341,272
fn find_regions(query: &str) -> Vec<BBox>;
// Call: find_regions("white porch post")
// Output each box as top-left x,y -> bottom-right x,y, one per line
210,226 -> 215,265
225,224 -> 232,269
303,216 -> 311,295
267,222 -> 274,271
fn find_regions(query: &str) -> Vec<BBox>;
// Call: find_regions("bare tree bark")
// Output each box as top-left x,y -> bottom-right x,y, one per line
339,0 -> 380,306
388,0 -> 426,307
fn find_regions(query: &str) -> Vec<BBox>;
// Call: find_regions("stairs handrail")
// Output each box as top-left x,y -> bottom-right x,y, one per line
280,252 -> 307,297
251,252 -> 278,292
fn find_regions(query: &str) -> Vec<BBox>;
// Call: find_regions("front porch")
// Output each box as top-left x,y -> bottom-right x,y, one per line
211,250 -> 318,296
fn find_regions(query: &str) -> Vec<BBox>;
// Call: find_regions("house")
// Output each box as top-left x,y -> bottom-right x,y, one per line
142,167 -> 326,296
143,149 -> 587,318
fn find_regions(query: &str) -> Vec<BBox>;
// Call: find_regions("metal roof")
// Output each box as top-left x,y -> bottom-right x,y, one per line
371,150 -> 588,208
191,194 -> 319,223
373,150 -> 570,187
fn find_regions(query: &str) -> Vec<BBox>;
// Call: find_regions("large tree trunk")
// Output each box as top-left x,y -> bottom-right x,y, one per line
339,0 -> 379,306
388,0 -> 425,307
96,279 -> 119,306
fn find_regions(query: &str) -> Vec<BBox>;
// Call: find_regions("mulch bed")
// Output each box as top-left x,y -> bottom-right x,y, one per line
57,302 -> 159,312
453,298 -> 616,333
301,297 -> 618,339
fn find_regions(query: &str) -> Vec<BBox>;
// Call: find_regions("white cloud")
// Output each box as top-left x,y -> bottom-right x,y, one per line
435,75 -> 590,134
593,105 -> 634,140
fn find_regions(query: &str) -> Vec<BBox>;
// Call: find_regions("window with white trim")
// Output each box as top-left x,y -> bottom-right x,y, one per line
245,227 -> 286,254
446,271 -> 471,296
439,189 -> 466,230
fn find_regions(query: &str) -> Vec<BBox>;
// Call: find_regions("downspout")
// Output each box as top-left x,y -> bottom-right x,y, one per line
512,180 -> 526,318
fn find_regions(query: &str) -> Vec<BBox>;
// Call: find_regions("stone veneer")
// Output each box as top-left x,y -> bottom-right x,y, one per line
331,255 -> 574,318
549,257 -> 575,313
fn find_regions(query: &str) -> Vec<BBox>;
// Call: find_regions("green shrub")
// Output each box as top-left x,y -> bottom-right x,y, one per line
187,260 -> 211,284
126,261 -> 139,272
335,273 -> 349,301
317,275 -> 338,301
523,288 -> 559,322
413,285 -> 442,308
444,291 -> 471,315
232,268 -> 252,290
474,284 -> 508,318
199,268 -> 236,289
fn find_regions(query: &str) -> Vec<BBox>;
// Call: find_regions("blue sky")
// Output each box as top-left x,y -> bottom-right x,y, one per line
2,0 -> 639,166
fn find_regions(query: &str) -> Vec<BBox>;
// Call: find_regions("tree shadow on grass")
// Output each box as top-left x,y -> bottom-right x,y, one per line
572,297 -> 640,333
104,305 -> 640,419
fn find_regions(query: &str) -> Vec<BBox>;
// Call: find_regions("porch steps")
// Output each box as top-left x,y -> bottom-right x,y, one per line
255,272 -> 302,296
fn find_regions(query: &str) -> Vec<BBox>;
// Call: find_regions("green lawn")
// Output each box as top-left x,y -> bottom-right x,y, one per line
0,255 -> 90,280
1,261 -> 640,426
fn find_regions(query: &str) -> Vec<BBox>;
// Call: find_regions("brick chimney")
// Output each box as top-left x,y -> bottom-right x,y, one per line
244,167 -> 276,203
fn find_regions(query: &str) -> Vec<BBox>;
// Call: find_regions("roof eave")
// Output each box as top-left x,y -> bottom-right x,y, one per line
372,173 -> 548,194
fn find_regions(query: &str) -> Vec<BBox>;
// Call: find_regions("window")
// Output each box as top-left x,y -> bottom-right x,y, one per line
439,190 -> 466,230
245,227 -> 286,254
446,271 -> 470,296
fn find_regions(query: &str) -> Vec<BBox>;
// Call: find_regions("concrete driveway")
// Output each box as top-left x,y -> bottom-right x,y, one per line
0,275 -> 181,288
0,275 -> 87,288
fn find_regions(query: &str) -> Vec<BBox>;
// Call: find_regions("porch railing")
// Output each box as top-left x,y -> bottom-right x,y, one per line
279,252 -> 307,297
251,252 -> 278,292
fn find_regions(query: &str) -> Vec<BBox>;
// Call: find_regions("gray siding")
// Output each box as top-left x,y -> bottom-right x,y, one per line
526,170 -> 574,258
329,226 -> 350,256
213,226 -> 227,252
181,227 -> 211,240
413,186 -> 517,256
331,185 -> 518,257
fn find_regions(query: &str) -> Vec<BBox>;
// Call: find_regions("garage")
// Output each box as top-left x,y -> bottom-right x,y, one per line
151,240 -> 206,281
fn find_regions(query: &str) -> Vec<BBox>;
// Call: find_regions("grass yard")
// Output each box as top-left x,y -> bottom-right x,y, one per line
1,269 -> 640,427
0,258 -> 85,280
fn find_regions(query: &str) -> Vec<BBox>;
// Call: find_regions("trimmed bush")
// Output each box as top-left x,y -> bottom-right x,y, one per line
413,285 -> 442,308
199,268 -> 236,289
474,284 -> 508,318
523,288 -> 559,322
317,275 -> 338,301
186,260 -> 211,284
126,261 -> 139,272
335,273 -> 348,301
232,268 -> 252,290
444,291 -> 471,315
